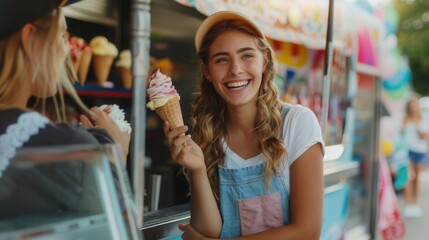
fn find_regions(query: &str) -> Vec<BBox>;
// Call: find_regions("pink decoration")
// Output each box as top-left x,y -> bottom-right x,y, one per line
378,152 -> 406,239
357,27 -> 376,66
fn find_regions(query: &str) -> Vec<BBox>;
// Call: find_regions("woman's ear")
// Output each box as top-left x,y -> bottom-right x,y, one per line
20,24 -> 36,55
200,62 -> 211,82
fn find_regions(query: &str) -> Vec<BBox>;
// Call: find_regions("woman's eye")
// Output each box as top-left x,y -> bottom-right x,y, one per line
214,57 -> 228,63
242,53 -> 253,59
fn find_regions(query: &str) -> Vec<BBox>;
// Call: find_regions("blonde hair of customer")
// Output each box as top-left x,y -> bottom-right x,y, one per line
0,8 -> 89,121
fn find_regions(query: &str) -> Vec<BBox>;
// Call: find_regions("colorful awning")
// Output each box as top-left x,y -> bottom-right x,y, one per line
177,0 -> 381,53
177,0 -> 386,72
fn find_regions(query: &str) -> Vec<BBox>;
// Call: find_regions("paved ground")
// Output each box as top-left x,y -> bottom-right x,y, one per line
396,167 -> 429,240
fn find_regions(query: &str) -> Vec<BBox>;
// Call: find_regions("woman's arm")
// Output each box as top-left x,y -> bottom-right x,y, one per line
417,130 -> 428,140
189,165 -> 222,238
164,122 -> 222,238
180,143 -> 324,240
417,121 -> 428,140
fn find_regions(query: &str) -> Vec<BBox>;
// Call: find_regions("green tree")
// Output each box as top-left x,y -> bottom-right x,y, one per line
394,0 -> 429,95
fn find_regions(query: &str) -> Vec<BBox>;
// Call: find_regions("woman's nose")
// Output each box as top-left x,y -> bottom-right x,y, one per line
229,58 -> 243,75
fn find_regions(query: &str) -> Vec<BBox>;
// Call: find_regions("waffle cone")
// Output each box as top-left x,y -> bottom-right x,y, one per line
73,56 -> 81,73
154,96 -> 184,128
78,51 -> 92,85
119,67 -> 132,88
93,55 -> 114,84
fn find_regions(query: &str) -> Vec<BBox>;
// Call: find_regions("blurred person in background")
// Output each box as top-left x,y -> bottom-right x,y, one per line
402,95 -> 428,218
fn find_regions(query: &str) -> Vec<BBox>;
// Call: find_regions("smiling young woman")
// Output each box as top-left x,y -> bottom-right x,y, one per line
163,11 -> 325,240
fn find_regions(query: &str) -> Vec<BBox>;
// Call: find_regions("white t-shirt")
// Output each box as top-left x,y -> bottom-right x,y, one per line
404,121 -> 429,153
221,104 -> 325,192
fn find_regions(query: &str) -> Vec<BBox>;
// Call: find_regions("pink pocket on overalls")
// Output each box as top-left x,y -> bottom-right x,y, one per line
238,192 -> 283,236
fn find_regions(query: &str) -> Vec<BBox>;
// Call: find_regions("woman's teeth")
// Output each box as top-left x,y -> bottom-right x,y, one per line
226,80 -> 249,89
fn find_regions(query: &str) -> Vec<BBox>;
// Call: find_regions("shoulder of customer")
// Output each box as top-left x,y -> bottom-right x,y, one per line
0,109 -> 114,146
45,123 -> 114,145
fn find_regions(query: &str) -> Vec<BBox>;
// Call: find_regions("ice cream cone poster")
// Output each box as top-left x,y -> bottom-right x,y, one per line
116,50 -> 132,88
89,36 -> 118,85
68,36 -> 93,85
78,47 -> 92,85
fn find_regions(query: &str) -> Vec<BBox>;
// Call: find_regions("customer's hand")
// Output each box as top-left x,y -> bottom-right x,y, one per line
80,106 -> 131,159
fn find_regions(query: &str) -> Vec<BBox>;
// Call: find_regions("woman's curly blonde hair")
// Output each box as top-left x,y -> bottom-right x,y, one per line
189,19 -> 286,202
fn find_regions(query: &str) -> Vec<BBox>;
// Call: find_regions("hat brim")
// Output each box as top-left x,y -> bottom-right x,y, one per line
194,11 -> 264,53
0,0 -> 79,37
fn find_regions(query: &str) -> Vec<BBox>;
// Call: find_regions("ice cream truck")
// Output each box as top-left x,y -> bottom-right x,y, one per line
0,0 -> 395,239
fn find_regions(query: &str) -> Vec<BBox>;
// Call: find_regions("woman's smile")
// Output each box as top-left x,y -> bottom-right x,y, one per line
225,80 -> 250,90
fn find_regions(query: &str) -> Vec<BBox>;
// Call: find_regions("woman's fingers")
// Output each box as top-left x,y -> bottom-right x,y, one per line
164,124 -> 188,147
166,125 -> 188,140
176,142 -> 193,161
178,223 -> 186,232
90,107 -> 111,127
163,121 -> 171,136
104,105 -> 112,113
171,135 -> 192,159
173,134 -> 189,151
164,121 -> 187,136
80,114 -> 94,128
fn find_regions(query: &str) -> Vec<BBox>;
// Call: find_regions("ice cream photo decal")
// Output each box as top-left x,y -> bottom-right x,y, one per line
146,69 -> 184,128
68,36 -> 92,85
89,36 -> 118,86
116,49 -> 132,88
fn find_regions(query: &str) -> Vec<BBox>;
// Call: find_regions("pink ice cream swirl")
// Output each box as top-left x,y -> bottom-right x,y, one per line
146,69 -> 179,110
147,69 -> 178,100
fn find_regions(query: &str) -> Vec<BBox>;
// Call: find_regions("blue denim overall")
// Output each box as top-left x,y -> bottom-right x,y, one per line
219,104 -> 291,238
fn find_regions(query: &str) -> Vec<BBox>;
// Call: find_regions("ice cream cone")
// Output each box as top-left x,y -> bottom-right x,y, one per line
68,36 -> 84,75
119,67 -> 132,88
154,96 -> 184,128
78,51 -> 92,85
116,49 -> 132,88
93,55 -> 114,84
73,57 -> 81,74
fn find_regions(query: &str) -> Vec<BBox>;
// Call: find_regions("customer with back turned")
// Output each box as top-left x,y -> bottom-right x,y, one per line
0,0 -> 130,218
